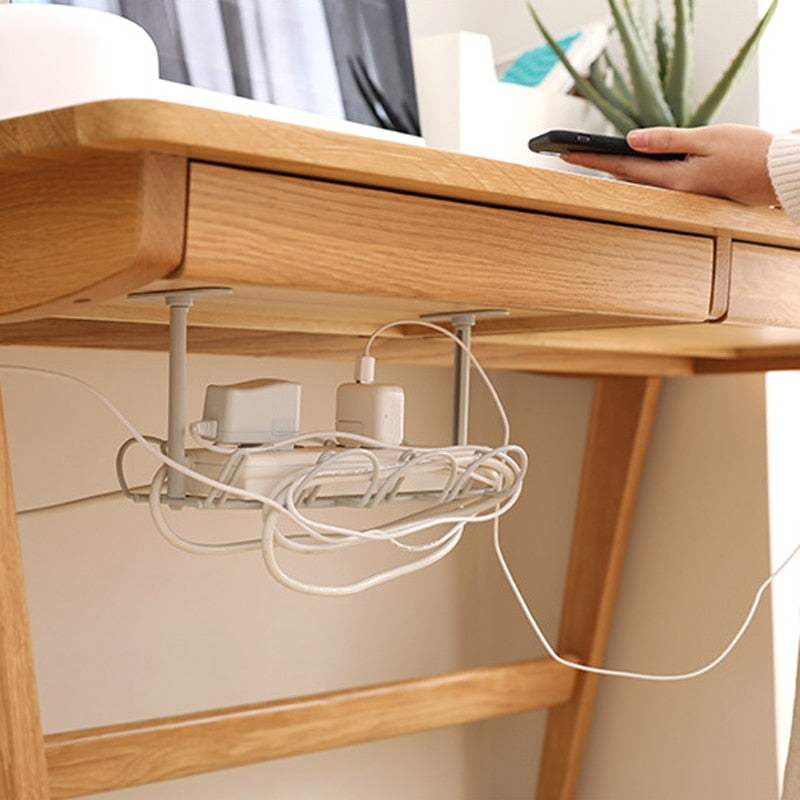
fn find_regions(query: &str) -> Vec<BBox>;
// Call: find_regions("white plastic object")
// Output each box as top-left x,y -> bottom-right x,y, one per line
202,379 -> 301,445
353,355 -> 376,383
336,382 -> 404,445
0,4 -> 159,121
412,31 -> 612,169
183,445 -> 480,501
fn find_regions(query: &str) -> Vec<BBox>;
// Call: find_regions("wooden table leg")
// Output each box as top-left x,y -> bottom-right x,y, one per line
536,376 -> 661,800
0,389 -> 51,799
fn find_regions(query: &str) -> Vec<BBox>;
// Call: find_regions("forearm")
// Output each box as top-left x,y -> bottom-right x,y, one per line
561,124 -> 778,207
768,133 -> 800,227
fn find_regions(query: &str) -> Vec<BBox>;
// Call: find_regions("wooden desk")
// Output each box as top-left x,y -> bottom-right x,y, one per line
2,99 -> 800,800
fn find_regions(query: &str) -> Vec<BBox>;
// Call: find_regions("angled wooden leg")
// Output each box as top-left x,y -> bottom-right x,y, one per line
536,376 -> 661,800
0,390 -> 51,799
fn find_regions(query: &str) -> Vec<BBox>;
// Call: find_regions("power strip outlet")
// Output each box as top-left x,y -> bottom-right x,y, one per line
184,446 -> 476,504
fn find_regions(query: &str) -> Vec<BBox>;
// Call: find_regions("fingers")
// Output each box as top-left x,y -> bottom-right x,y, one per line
560,124 -> 777,206
626,126 -> 709,156
560,151 -> 685,191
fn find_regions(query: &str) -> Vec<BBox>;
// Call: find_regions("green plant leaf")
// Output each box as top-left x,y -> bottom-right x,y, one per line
526,2 -> 639,132
690,0 -> 779,126
654,0 -> 672,87
526,0 -> 777,132
602,51 -> 636,109
589,57 -> 639,123
664,0 -> 693,125
608,0 -> 677,125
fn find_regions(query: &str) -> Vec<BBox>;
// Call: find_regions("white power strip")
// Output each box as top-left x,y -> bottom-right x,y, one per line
183,446 -> 489,507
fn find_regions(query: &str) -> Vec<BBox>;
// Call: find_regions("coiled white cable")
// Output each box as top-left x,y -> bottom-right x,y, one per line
139,442 -> 526,560
6,320 -> 524,596
4,313 -> 798,678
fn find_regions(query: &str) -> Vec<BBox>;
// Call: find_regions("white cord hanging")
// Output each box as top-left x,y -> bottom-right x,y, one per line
6,313 -> 799,680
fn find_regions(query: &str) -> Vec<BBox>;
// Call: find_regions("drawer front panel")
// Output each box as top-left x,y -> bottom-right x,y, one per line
727,242 -> 800,327
181,164 -> 714,320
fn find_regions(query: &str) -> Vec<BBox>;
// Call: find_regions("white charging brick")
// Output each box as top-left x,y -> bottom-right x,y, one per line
336,382 -> 404,445
202,379 -> 301,445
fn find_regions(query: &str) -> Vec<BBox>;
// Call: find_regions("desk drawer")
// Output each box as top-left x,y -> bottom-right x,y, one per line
179,163 -> 714,321
727,242 -> 800,327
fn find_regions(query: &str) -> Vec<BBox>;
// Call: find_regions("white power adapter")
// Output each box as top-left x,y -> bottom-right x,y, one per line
201,379 -> 301,445
336,355 -> 404,445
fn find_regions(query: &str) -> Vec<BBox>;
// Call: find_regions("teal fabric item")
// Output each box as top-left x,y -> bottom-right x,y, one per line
500,31 -> 582,87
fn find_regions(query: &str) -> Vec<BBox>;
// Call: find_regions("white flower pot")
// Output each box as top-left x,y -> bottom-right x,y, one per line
412,31 -> 613,171
0,3 -> 158,121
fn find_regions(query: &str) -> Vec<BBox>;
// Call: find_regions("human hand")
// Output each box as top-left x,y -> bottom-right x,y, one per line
561,124 -> 778,207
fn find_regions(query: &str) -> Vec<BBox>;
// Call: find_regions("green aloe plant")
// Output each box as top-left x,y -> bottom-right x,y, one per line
526,0 -> 779,133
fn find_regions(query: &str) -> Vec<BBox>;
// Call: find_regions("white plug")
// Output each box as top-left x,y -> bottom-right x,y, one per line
336,355 -> 404,445
202,379 -> 301,445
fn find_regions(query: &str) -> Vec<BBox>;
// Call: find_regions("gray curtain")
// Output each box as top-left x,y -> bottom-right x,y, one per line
320,0 -> 417,131
49,0 -> 419,133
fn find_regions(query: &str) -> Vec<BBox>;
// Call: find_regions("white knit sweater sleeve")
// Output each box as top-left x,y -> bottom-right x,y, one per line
768,133 -> 800,228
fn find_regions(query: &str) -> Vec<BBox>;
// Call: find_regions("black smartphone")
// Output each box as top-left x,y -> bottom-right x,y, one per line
528,129 -> 685,161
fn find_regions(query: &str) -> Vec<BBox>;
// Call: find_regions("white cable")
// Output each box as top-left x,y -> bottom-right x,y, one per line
0,364 -> 304,515
141,435 -> 525,594
259,509 -> 464,596
363,319 -> 511,445
17,487 -> 137,518
143,450 -> 522,594
493,518 -> 800,682
0,363 -> 523,596
144,440 -> 523,595
142,445 -> 525,562
147,466 -> 262,554
2,357 -> 795,678
0,364 -> 261,499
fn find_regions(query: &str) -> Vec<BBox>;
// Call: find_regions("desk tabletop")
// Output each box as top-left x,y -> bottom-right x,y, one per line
2,98 -> 798,244
2,98 -> 800,376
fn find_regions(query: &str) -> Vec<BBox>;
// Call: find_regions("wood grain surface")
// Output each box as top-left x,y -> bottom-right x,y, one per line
45,658 -> 575,798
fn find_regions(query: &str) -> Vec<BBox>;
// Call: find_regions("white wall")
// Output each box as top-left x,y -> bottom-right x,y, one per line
766,372 -> 800,791
6,347 -> 460,800
5,357 -> 780,799
408,0 -> 766,126
758,0 -> 800,130
462,370 -> 777,799
5,344 -> 594,799
580,374 -> 776,799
